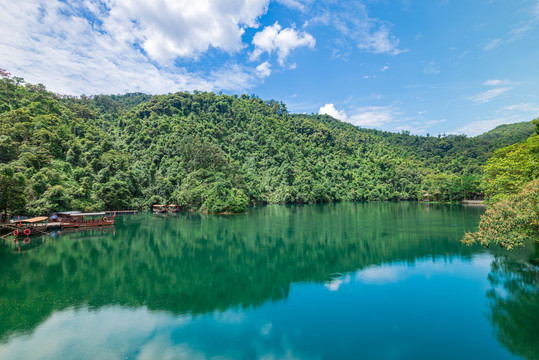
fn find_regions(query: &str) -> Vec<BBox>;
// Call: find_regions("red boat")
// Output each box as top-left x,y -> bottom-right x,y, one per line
60,212 -> 115,228
11,216 -> 49,237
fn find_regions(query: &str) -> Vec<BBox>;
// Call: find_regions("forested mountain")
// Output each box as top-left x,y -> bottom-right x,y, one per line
0,73 -> 534,215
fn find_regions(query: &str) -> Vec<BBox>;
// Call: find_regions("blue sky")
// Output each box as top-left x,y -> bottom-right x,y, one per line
1,0 -> 538,136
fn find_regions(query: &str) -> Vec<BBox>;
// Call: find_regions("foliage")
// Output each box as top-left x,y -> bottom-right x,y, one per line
482,133 -> 539,202
0,73 -> 534,214
0,165 -> 26,215
463,180 -> 539,250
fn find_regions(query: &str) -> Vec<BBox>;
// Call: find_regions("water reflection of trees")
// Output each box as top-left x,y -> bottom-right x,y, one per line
0,203 -> 482,341
487,251 -> 539,360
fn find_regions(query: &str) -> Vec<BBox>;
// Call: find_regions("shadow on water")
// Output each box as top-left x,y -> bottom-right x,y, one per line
0,202 -> 535,357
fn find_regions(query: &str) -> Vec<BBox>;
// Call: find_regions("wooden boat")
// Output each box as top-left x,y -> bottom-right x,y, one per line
11,217 -> 50,237
60,212 -> 115,228
168,204 -> 180,213
152,205 -> 168,213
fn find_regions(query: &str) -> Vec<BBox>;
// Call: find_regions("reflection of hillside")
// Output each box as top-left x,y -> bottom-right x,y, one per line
487,253 -> 539,360
0,203 -> 483,341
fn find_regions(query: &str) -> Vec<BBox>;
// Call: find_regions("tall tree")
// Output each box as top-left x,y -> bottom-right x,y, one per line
0,165 -> 26,218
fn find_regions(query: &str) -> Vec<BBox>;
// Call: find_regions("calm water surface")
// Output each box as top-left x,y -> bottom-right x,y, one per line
0,203 -> 537,360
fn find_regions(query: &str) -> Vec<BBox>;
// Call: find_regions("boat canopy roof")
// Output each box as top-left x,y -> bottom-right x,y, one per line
17,216 -> 49,223
55,211 -> 82,215
69,212 -> 106,216
168,204 -> 178,207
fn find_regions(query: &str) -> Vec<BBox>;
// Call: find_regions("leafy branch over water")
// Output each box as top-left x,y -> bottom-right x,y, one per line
463,180 -> 539,250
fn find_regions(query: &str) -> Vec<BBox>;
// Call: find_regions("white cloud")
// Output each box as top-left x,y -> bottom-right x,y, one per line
250,22 -> 316,65
103,0 -> 270,64
310,3 -> 405,56
0,0 -> 272,95
453,101 -> 539,136
482,38 -> 502,51
320,103 -> 402,129
503,103 -> 539,112
348,106 -> 399,127
483,79 -> 504,86
256,61 -> 272,77
425,119 -> 447,126
482,2 -> 539,52
319,103 -> 348,121
275,0 -> 310,11
468,87 -> 510,104
380,65 -> 389,72
358,25 -> 404,55
452,116 -> 522,136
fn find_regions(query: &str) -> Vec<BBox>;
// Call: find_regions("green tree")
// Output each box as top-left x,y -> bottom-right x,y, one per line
0,165 -> 26,217
463,179 -> 539,250
95,178 -> 132,210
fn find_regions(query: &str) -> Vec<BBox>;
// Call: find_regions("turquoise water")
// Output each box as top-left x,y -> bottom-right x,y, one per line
0,202 -> 537,359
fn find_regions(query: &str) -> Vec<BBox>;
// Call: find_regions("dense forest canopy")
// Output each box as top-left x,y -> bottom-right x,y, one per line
0,72 -> 535,215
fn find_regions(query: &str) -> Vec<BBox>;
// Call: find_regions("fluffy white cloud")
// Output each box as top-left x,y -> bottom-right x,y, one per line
250,22 -> 316,65
103,0 -> 270,64
0,0 -> 272,95
256,61 -> 272,77
319,103 -> 348,121
319,103 -> 400,129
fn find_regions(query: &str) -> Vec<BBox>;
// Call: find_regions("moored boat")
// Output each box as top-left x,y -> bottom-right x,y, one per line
152,205 -> 168,213
11,216 -> 49,237
60,212 -> 115,228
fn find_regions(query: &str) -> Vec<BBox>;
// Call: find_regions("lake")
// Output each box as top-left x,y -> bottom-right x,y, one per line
0,202 -> 537,360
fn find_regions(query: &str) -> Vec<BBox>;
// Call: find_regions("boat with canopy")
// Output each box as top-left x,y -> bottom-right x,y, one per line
59,212 -> 115,228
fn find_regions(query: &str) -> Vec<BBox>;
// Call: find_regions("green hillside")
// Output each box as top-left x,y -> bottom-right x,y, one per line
0,74 -> 534,215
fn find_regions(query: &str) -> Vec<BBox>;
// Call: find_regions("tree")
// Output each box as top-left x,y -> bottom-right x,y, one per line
0,165 -> 26,217
95,178 -> 132,210
463,179 -> 539,250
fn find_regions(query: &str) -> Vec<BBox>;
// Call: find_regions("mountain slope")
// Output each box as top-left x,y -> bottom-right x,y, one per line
0,75 -> 534,214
